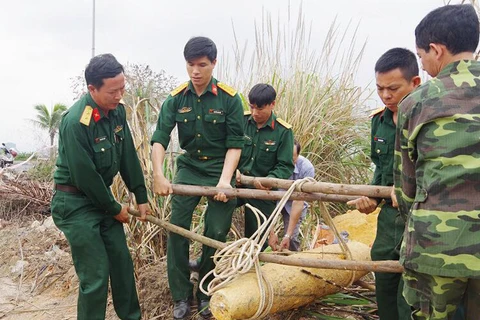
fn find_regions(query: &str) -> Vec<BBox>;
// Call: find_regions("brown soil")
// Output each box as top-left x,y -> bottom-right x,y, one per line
0,214 -> 375,320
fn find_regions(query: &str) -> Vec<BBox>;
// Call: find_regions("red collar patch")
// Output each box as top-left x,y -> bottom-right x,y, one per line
93,108 -> 101,122
212,83 -> 218,96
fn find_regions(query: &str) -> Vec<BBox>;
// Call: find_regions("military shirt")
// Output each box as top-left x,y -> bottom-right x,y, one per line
370,107 -> 395,202
54,93 -> 148,216
151,78 -> 244,159
239,111 -> 294,179
394,60 -> 480,278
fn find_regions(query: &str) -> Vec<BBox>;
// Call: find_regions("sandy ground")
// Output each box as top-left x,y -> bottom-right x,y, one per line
0,218 -> 122,320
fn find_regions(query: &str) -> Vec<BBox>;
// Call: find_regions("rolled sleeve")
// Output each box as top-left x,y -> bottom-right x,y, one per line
225,94 -> 245,150
151,130 -> 171,150
225,135 -> 244,149
150,96 -> 176,149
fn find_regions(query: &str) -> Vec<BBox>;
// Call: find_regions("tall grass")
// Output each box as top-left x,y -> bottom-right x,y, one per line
218,6 -> 372,204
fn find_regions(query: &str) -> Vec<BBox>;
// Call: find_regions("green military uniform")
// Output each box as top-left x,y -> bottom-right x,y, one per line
237,110 -> 294,240
395,60 -> 480,319
51,93 -> 148,320
369,106 -> 411,320
151,78 -> 244,302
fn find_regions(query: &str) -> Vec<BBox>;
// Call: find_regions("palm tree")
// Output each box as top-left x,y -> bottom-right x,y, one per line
31,103 -> 68,156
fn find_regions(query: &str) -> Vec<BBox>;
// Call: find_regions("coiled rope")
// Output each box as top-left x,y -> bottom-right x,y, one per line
200,177 -> 354,318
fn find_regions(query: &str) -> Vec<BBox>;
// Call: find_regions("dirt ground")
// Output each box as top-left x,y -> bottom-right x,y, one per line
0,213 -> 377,320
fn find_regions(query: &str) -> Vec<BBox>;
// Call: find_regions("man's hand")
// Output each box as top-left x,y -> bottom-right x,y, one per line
153,174 -> 173,196
253,179 -> 270,190
214,180 -> 231,202
391,187 -> 398,208
346,196 -> 378,214
114,205 -> 130,224
279,236 -> 291,251
137,203 -> 151,222
268,232 -> 279,251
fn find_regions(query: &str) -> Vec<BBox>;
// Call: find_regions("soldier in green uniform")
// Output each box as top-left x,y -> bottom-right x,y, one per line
347,48 -> 420,320
51,53 -> 150,320
151,37 -> 244,320
394,5 -> 480,319
237,83 -> 294,247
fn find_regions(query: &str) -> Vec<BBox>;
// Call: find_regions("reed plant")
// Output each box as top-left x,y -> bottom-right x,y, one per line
218,7 -> 372,190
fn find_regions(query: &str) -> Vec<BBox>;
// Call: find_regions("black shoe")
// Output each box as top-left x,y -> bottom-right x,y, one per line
188,259 -> 200,272
198,299 -> 212,319
173,299 -> 191,320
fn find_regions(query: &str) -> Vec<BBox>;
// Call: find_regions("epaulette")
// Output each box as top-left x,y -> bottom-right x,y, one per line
79,105 -> 93,126
217,82 -> 237,96
369,106 -> 386,118
170,82 -> 188,96
244,110 -> 252,116
277,118 -> 292,129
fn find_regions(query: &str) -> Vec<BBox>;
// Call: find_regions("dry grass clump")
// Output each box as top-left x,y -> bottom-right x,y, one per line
0,177 -> 52,222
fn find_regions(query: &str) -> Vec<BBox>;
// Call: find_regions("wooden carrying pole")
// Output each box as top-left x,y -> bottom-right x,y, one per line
239,174 -> 392,198
128,209 -> 403,274
171,184 -> 357,203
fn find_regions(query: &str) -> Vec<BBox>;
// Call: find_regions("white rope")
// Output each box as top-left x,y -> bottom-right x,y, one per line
199,177 -> 315,319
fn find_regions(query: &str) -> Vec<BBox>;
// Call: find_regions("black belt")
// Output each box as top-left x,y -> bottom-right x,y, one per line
54,184 -> 83,194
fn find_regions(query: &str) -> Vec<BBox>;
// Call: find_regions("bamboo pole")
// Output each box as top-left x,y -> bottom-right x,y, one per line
239,174 -> 392,198
128,209 -> 403,273
170,184 -> 356,203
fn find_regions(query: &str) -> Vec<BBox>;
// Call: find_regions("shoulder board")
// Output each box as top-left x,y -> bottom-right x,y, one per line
369,106 -> 386,118
276,118 -> 292,129
244,110 -> 252,116
217,82 -> 237,96
170,82 -> 188,96
79,105 -> 93,126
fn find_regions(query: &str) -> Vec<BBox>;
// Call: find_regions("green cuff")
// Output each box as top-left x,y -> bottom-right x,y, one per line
134,187 -> 148,204
151,130 -> 170,149
107,201 -> 122,216
225,136 -> 244,149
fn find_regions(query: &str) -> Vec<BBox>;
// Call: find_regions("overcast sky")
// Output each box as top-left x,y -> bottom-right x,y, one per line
0,0 -> 452,152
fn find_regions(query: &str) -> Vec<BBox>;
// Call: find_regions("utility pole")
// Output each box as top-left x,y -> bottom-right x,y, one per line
91,0 -> 96,58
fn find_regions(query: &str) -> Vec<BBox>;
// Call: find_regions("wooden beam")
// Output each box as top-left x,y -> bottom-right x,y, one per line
239,174 -> 392,198
128,209 -> 403,273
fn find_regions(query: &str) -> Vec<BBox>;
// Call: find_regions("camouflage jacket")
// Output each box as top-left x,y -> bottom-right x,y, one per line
394,60 -> 480,278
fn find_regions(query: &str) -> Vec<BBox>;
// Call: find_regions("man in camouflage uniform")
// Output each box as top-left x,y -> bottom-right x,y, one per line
151,37 -> 244,320
347,48 -> 420,320
237,83 -> 294,248
394,4 -> 480,319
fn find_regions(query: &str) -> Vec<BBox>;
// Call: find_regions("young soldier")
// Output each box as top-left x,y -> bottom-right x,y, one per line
347,48 -> 421,320
151,37 -> 244,320
237,83 -> 294,248
51,53 -> 150,320
394,5 -> 480,319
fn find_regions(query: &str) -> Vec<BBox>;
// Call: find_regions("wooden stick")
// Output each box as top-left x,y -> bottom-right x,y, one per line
239,175 -> 392,198
171,184 -> 357,203
128,209 -> 403,273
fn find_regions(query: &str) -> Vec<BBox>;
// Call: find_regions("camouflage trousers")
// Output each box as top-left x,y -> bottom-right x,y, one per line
403,268 -> 480,319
